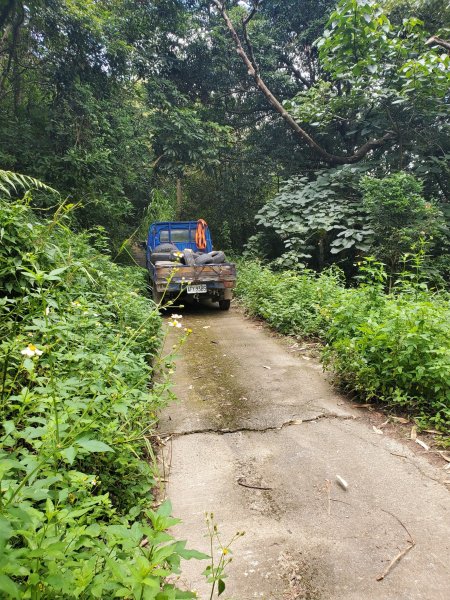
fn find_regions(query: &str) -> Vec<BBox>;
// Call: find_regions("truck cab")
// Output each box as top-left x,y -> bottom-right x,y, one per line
145,220 -> 236,310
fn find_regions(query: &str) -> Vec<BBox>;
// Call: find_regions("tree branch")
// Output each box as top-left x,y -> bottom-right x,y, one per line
212,0 -> 394,165
242,16 -> 259,74
280,54 -> 311,88
426,36 -> 450,52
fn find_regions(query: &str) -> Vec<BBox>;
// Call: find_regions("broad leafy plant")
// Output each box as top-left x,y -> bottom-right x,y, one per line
255,164 -> 373,269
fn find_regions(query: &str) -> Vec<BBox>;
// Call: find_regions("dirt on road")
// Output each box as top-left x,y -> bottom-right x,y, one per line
159,302 -> 450,600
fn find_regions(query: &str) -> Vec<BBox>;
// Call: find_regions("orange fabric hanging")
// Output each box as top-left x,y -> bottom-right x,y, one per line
195,219 -> 208,250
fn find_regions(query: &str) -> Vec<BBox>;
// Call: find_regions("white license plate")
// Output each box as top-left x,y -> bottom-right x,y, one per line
187,284 -> 207,294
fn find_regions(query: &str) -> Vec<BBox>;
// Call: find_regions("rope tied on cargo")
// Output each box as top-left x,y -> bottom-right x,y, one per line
195,219 -> 208,250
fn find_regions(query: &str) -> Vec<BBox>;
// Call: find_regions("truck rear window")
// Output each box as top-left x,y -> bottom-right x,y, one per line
160,229 -> 193,243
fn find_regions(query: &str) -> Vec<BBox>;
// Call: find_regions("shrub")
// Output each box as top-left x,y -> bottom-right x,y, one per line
0,197 -> 202,598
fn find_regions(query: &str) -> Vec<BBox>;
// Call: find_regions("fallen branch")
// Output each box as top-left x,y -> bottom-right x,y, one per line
376,543 -> 415,581
237,477 -> 272,490
377,509 -> 416,581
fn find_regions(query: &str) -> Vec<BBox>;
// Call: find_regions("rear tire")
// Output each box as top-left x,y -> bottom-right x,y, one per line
218,299 -> 231,311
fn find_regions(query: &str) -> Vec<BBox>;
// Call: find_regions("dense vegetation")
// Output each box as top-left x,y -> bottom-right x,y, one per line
2,0 -> 448,255
1,0 -> 449,594
0,193 -> 204,598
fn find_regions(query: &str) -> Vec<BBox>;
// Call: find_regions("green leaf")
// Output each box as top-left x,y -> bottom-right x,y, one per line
60,445 -> 77,464
0,574 -> 20,599
218,579 -> 226,596
76,438 -> 115,453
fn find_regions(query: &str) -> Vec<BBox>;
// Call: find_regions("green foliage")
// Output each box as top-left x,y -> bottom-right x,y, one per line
0,170 -> 58,197
236,260 -> 450,432
361,172 -> 446,273
0,197 -> 205,598
254,169 -> 450,281
236,261 -> 344,337
255,165 -> 373,269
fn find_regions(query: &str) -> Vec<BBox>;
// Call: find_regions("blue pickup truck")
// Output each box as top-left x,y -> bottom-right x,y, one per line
145,220 -> 236,310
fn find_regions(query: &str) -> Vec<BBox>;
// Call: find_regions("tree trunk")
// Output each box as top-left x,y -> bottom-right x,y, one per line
176,177 -> 183,217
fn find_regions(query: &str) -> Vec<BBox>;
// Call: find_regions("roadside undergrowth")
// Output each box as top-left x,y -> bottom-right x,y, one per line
236,260 -> 450,439
0,196 -> 206,598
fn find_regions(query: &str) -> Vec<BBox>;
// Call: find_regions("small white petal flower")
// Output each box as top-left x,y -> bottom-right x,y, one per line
45,306 -> 50,316
175,322 -> 182,328
21,343 -> 43,358
171,314 -> 183,319
21,346 -> 35,357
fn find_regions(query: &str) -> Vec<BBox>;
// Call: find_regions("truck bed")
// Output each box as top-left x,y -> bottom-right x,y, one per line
152,261 -> 236,293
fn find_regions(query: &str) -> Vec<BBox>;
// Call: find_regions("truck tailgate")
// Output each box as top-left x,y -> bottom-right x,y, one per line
154,262 -> 236,288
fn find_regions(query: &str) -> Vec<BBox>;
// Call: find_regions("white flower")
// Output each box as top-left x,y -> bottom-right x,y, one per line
21,344 -> 43,358
168,319 -> 183,328
45,306 -> 50,316
171,314 -> 183,319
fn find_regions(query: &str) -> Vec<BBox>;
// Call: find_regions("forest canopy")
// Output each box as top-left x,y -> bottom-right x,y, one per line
0,0 -> 449,266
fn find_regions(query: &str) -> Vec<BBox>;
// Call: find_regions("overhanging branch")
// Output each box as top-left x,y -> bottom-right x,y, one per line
426,36 -> 450,52
211,0 -> 394,165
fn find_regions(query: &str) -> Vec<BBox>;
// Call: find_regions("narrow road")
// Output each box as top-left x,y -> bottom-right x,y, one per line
160,303 -> 450,599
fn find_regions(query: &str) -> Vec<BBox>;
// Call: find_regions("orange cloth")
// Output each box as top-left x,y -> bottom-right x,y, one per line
195,219 -> 208,250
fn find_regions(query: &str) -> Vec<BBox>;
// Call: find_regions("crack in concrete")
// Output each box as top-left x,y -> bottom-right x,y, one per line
159,412 -> 356,438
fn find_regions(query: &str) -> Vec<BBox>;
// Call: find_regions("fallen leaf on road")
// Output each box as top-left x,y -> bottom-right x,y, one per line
391,416 -> 409,424
410,425 -> 417,440
373,426 -> 384,435
415,439 -> 429,451
263,365 -> 271,370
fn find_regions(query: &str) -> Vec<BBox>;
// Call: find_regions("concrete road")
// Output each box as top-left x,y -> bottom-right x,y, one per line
159,303 -> 450,600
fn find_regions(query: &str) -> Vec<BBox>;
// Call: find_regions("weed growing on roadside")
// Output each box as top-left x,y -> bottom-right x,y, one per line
0,196 -> 204,598
203,513 -> 245,598
236,259 -> 450,434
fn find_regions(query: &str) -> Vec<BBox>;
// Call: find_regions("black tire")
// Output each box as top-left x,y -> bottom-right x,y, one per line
218,299 -> 231,311
195,251 -> 226,265
153,243 -> 178,253
150,251 -> 174,264
183,248 -> 196,266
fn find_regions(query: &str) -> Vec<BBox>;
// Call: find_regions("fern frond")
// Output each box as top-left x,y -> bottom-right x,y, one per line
0,170 -> 58,196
